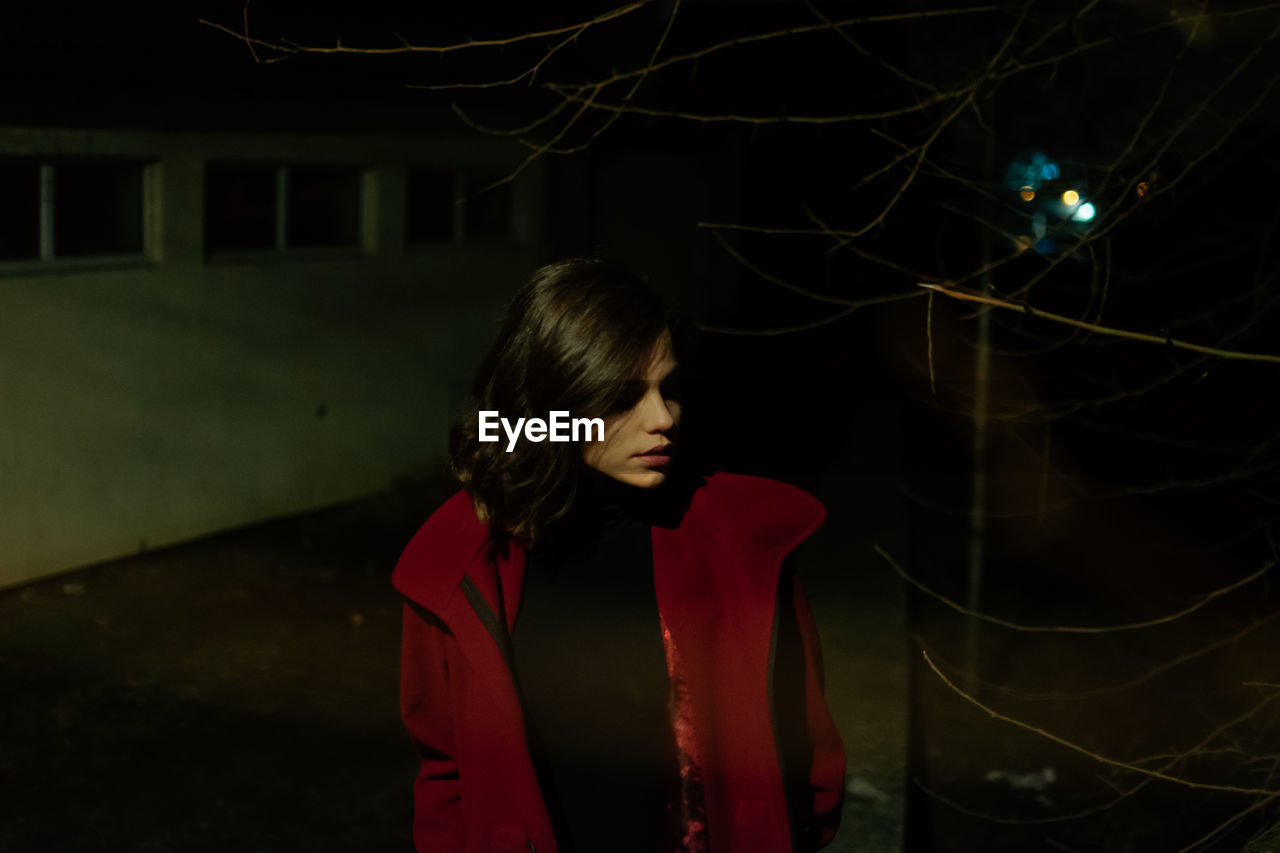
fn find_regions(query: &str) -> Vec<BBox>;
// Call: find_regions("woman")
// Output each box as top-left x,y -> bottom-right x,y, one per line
394,259 -> 845,852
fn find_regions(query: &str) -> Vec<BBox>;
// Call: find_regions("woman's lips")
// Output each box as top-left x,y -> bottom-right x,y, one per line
636,445 -> 672,467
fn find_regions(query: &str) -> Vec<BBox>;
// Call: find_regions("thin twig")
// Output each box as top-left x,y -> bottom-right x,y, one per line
922,650 -> 1280,796
915,612 -> 1280,702
694,293 -> 924,336
623,0 -> 681,101
876,544 -> 1274,633
927,290 -> 936,395
545,6 -> 1004,90
696,218 -> 937,282
919,283 -> 1280,365
710,230 -> 865,306
1174,795 -> 1272,853
409,29 -> 585,90
198,1 -> 650,57
542,83 -> 968,125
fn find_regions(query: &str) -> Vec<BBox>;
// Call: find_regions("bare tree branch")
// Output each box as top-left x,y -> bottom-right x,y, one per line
915,612 -> 1280,702
541,82 -> 971,125
876,544 -> 1275,633
919,283 -> 1280,365
543,6 -> 1004,90
198,1 -> 651,60
922,650 -> 1280,796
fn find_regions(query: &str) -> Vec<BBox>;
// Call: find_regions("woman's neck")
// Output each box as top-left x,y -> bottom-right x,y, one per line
573,466 -> 666,524
531,464 -> 699,556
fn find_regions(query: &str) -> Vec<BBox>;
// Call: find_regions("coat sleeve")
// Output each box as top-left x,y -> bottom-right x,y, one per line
774,559 -> 847,850
400,599 -> 464,852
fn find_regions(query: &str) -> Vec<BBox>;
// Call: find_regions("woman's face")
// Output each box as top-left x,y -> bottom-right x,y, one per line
582,332 -> 682,488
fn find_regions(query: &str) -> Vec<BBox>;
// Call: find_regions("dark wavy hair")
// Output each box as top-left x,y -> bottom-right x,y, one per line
450,258 -> 683,561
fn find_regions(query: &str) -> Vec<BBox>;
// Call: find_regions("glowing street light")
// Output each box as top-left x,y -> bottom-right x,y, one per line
1061,189 -> 1080,206
1071,202 -> 1097,222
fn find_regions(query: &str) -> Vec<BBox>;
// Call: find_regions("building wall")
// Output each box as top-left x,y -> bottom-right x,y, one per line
0,127 -> 542,588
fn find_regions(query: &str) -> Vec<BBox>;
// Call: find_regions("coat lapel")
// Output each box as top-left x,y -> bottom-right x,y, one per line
651,472 -> 827,851
445,545 -> 530,737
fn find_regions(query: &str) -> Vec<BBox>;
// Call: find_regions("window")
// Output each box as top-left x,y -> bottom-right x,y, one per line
288,167 -> 361,248
0,158 -> 146,262
204,162 -> 362,254
0,162 -> 40,261
404,168 -> 513,246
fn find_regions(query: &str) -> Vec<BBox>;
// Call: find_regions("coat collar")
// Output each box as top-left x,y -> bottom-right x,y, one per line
392,471 -> 826,614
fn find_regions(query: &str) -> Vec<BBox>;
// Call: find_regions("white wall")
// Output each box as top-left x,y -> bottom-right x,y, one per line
0,127 -> 542,588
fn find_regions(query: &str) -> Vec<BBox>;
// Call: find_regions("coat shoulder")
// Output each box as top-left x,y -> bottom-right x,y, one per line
392,489 -> 491,609
686,471 -> 827,556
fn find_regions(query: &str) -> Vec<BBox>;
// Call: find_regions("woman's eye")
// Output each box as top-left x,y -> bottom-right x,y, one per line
604,381 -> 647,413
601,371 -> 680,414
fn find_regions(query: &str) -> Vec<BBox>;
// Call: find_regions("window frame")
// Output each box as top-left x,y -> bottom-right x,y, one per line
403,166 -> 516,250
0,157 -> 156,275
203,161 -> 370,263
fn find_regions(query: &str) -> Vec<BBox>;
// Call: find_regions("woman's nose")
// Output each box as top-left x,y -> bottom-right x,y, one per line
641,388 -> 676,431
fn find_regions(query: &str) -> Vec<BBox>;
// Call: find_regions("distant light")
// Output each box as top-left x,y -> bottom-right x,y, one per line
1031,211 -> 1046,240
1061,189 -> 1080,206
1020,186 -> 1035,201
1035,238 -> 1056,254
1137,181 -> 1148,197
1007,152 -> 1061,192
1071,202 -> 1096,222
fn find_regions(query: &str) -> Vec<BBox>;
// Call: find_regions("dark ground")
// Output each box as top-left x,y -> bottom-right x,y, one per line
0,455 -> 909,852
1,487 -> 423,852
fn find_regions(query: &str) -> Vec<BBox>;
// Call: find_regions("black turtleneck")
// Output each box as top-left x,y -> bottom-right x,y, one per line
513,467 -> 676,853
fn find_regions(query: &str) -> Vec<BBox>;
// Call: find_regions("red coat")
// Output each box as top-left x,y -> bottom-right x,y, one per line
393,471 -> 846,852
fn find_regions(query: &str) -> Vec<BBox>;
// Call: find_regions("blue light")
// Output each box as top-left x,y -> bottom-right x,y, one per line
1071,202 -> 1096,222
1034,238 -> 1056,255
1006,151 -> 1060,191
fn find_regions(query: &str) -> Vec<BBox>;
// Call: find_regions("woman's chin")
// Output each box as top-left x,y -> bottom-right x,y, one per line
636,471 -> 668,488
608,468 -> 668,489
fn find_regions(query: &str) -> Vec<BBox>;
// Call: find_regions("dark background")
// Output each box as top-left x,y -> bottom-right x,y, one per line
2,2 -> 1278,851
